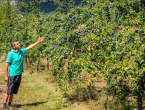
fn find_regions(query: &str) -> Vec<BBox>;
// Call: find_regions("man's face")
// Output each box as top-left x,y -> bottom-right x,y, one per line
13,41 -> 21,49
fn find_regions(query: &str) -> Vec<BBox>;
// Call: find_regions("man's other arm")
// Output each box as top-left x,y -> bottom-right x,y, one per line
5,62 -> 9,82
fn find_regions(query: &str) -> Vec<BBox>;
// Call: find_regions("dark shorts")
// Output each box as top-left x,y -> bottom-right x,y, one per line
6,74 -> 21,95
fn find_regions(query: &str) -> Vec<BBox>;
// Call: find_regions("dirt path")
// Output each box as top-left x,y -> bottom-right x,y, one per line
0,68 -> 6,110
0,66 -> 22,110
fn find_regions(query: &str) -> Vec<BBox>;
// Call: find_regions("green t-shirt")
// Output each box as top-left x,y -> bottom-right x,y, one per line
6,48 -> 27,76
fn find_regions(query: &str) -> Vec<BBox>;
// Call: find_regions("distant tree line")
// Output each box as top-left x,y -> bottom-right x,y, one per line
5,0 -> 82,13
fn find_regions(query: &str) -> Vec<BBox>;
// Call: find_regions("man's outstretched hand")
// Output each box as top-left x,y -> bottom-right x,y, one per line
38,37 -> 45,43
27,36 -> 45,51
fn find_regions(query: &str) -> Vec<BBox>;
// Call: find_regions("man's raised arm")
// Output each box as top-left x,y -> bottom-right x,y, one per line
26,37 -> 45,51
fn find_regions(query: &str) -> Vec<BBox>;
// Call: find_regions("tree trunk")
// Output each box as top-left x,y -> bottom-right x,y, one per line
138,93 -> 142,110
141,0 -> 145,7
138,79 -> 144,110
25,55 -> 28,67
47,58 -> 49,70
47,63 -> 49,70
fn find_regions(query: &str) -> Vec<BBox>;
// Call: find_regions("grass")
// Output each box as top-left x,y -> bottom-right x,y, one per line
15,69 -> 62,110
16,69 -> 101,110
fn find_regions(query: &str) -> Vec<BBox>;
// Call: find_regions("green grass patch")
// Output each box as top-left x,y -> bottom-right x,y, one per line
15,70 -> 61,110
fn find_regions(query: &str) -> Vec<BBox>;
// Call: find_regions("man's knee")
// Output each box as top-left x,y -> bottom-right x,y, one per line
5,86 -> 8,94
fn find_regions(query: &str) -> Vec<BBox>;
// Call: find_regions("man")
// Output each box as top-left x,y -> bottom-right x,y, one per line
3,37 -> 45,109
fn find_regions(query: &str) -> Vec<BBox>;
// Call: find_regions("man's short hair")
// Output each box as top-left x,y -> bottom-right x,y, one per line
11,40 -> 18,48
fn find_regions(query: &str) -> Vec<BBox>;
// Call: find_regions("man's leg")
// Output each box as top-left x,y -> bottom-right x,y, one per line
3,93 -> 9,104
8,94 -> 13,106
3,76 -> 14,108
3,93 -> 9,109
3,92 -> 14,108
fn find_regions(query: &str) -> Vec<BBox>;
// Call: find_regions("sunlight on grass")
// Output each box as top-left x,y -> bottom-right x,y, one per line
16,70 -> 61,110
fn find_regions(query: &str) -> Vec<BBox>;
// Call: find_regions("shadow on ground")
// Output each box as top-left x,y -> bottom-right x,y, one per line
13,101 -> 48,108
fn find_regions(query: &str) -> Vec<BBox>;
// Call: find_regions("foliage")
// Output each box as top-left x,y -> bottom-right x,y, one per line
1,0 -> 145,109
